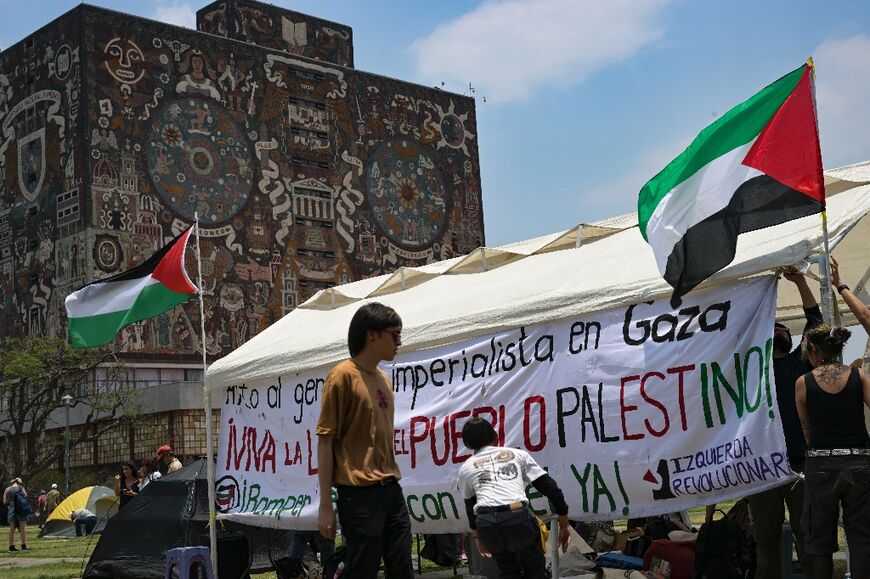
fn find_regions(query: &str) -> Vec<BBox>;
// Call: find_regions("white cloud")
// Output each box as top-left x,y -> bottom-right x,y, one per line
411,0 -> 671,104
154,3 -> 197,30
813,34 -> 870,167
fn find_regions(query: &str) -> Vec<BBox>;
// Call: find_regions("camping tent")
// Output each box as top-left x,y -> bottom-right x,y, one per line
39,486 -> 117,538
207,161 -> 870,389
84,458 -> 291,579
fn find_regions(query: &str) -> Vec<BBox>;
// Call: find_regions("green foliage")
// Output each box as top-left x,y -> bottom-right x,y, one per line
0,337 -> 142,483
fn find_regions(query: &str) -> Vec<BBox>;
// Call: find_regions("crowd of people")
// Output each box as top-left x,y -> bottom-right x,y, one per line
1,262 -> 867,578
1,443 -> 185,549
310,260 -> 869,579
113,445 -> 184,510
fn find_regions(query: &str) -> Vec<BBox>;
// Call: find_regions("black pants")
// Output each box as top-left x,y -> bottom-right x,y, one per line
336,481 -> 413,579
477,508 -> 546,579
75,516 -> 97,536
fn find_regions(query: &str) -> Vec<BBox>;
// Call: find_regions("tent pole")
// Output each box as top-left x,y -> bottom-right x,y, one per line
194,213 -> 219,578
819,210 -> 835,326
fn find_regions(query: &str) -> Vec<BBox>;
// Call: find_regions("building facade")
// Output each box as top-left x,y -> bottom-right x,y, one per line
0,0 -> 484,474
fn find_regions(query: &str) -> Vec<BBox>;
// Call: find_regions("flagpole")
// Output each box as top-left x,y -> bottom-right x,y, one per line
806,57 -> 836,327
194,212 -> 219,578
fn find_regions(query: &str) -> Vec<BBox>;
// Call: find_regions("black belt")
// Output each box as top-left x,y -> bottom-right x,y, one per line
806,448 -> 870,457
477,501 -> 526,514
336,476 -> 398,491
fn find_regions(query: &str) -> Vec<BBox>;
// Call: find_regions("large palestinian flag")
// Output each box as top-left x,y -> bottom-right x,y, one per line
65,227 -> 198,348
638,63 -> 824,306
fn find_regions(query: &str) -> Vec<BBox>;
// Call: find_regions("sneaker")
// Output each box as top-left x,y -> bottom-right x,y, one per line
8,545 -> 17,552
21,544 -> 27,551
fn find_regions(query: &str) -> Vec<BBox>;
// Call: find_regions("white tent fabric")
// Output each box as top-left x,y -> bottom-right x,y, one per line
207,167 -> 870,389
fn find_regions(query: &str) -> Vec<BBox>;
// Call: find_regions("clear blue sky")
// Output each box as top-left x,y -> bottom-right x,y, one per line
2,1 -> 868,244
2,1 -> 868,354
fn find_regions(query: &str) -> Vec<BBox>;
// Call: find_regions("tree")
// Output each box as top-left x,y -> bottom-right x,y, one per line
0,337 -> 142,482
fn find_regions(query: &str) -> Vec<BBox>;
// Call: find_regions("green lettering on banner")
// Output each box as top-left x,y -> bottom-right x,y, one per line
764,338 -> 775,419
406,492 -> 460,522
407,494 -> 424,523
712,360 -> 743,424
570,463 -> 591,513
701,364 -> 714,428
422,494 -> 441,519
592,465 -> 615,513
613,461 -> 630,516
743,346 -> 764,413
569,462 -> 628,515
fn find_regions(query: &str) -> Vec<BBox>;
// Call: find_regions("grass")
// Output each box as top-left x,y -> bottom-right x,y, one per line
0,512 -> 852,579
0,526 -> 95,579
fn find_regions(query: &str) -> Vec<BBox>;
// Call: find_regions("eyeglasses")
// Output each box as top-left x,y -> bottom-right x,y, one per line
383,330 -> 402,343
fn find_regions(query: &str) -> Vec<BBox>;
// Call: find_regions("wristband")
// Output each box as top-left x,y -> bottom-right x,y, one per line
836,284 -> 850,293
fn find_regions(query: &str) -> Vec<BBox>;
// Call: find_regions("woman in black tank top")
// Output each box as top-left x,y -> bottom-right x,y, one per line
795,325 -> 870,579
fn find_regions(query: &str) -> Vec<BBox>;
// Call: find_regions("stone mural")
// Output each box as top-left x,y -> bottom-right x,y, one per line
0,1 -> 484,359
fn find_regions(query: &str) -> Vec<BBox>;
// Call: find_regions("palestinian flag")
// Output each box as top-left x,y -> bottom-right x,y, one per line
65,227 -> 198,348
638,63 -> 824,307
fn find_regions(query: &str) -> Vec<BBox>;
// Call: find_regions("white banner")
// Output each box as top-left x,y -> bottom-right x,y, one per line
216,276 -> 793,532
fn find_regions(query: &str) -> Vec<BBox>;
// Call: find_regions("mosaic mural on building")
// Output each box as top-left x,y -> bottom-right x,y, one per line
0,2 -> 485,360
197,0 -> 354,68
0,13 -> 86,343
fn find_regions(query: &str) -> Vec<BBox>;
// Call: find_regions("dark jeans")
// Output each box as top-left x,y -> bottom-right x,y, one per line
746,459 -> 809,579
75,515 -> 98,536
802,455 -> 870,579
477,508 -> 546,579
336,480 -> 413,579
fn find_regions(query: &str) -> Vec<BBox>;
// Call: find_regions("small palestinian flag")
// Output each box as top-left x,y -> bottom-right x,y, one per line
65,227 -> 198,348
638,63 -> 824,307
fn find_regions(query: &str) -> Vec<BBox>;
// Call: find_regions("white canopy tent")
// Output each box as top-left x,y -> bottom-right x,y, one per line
208,161 -> 870,388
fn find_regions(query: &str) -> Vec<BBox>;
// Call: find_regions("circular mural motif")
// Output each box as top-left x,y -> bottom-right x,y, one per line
94,234 -> 123,273
366,140 -> 448,250
440,114 -> 466,148
146,98 -> 253,224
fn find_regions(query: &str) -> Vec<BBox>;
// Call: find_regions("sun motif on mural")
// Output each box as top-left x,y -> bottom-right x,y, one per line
367,140 -> 448,250
146,98 -> 254,224
434,100 -> 474,156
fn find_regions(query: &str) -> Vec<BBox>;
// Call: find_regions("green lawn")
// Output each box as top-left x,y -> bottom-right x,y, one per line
0,516 -> 851,579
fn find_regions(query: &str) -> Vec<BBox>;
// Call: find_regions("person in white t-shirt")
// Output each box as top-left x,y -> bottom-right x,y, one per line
457,417 -> 570,578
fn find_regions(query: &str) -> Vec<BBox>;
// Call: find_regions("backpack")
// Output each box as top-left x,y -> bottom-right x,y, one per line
14,492 -> 33,516
694,506 -> 752,579
644,516 -> 681,540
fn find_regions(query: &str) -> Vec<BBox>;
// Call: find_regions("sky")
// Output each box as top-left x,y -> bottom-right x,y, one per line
1,0 -> 868,356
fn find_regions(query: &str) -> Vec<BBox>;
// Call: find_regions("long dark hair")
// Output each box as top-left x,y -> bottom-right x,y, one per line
801,324 -> 851,364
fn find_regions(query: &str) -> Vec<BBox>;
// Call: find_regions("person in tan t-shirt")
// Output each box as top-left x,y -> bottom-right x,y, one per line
317,302 -> 413,579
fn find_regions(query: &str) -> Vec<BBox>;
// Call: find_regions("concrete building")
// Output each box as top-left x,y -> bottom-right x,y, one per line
0,0 -> 484,475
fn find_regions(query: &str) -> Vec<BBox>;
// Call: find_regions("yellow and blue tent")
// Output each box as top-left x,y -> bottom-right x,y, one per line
39,486 -> 118,538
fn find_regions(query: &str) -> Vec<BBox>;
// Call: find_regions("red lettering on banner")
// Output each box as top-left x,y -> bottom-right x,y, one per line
523,396 -> 547,451
640,372 -> 670,437
431,416 -> 450,466
307,429 -> 318,475
450,411 -> 471,463
284,441 -> 302,465
668,364 -> 695,431
394,428 -> 409,456
620,375 -> 644,441
409,404 -> 509,469
410,416 -> 431,469
224,418 -> 277,473
471,405 -> 506,445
